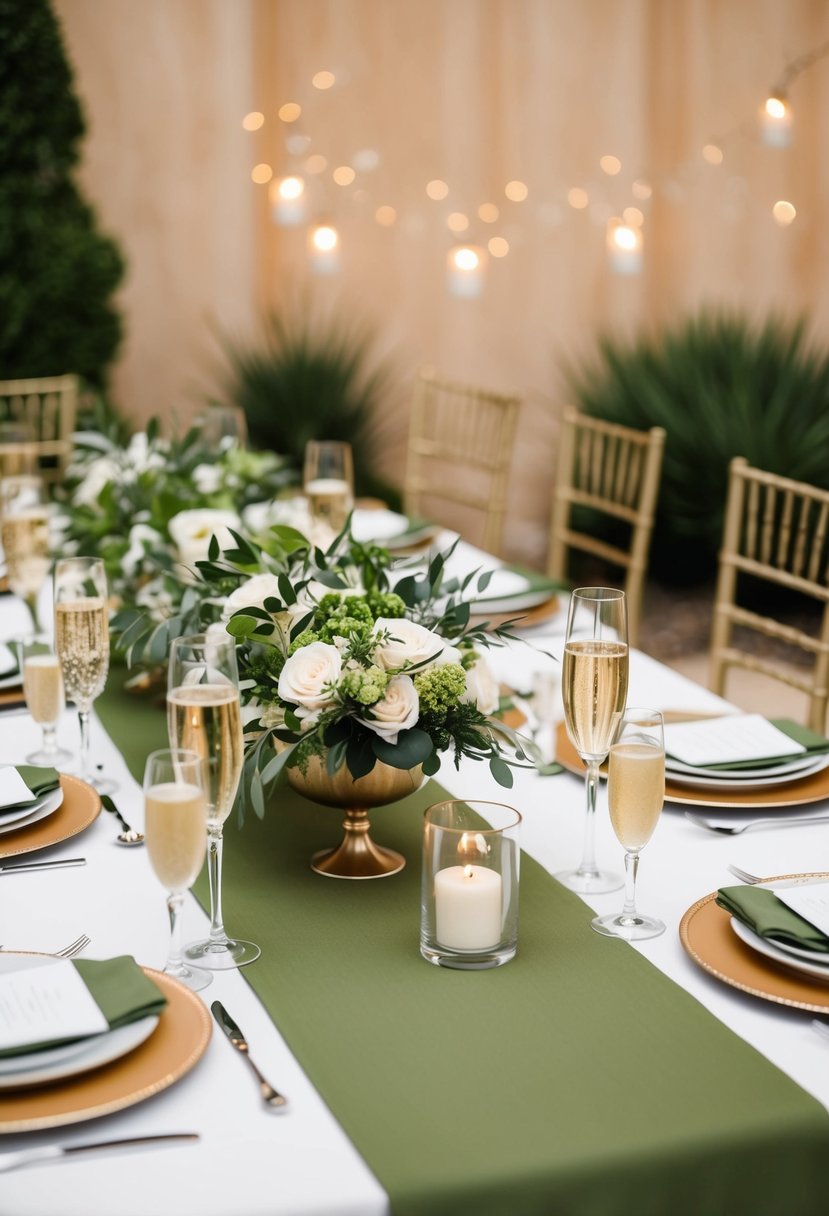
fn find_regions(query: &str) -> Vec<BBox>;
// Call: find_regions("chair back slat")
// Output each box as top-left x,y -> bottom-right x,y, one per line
710,456 -> 829,732
0,375 -> 78,487
547,406 -> 666,647
404,369 -> 522,556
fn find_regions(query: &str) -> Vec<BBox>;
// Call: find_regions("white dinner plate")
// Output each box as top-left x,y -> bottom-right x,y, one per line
730,918 -> 829,982
666,752 -> 825,781
665,754 -> 829,791
0,785 -> 64,833
0,955 -> 159,1088
0,672 -> 21,691
465,569 -> 559,615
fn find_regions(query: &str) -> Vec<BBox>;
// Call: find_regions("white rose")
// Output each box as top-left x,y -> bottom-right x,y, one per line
372,618 -> 461,673
358,674 -> 419,743
462,656 -> 500,715
278,641 -> 341,710
168,508 -> 240,566
223,574 -> 283,619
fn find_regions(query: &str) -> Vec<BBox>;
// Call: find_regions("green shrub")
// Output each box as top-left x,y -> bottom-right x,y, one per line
0,0 -> 124,385
215,309 -> 400,505
566,311 -> 829,584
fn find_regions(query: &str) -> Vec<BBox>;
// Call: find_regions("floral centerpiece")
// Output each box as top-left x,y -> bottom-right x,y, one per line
115,522 -> 533,820
57,417 -> 297,623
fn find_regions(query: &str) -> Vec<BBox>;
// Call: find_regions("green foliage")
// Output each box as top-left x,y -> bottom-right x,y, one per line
215,309 -> 400,503
567,311 -> 829,584
0,0 -> 125,384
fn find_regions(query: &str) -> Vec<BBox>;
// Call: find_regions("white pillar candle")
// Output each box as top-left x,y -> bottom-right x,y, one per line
434,864 -> 502,950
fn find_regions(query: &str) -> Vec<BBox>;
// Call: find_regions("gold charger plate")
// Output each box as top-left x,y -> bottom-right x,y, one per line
0,968 -> 211,1132
554,722 -> 829,810
470,595 -> 560,631
0,685 -> 24,710
0,774 -> 101,859
679,881 -> 829,1013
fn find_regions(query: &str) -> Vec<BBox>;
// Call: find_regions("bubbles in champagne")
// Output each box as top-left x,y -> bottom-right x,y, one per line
54,598 -> 109,705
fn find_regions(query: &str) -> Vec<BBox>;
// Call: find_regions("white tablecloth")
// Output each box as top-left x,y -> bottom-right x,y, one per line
3,572 -> 829,1214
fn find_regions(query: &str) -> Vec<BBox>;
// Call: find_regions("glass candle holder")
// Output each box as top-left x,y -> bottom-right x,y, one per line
421,800 -> 521,970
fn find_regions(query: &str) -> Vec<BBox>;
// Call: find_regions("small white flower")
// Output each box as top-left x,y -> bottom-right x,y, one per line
372,617 -> 461,673
278,641 -> 341,711
168,508 -> 240,566
462,655 -> 500,715
358,674 -> 419,743
193,463 -> 222,495
74,455 -> 119,506
122,524 -> 164,577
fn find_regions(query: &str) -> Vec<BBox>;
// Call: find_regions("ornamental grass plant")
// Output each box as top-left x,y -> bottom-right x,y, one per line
567,311 -> 829,584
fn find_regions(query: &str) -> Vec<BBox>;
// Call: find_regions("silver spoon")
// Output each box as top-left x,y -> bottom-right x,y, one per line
100,794 -> 144,846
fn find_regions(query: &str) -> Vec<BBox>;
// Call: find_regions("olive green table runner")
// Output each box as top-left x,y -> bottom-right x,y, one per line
98,685 -> 829,1216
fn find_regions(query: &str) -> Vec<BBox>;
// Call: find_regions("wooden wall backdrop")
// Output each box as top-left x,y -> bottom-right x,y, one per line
54,0 -> 829,566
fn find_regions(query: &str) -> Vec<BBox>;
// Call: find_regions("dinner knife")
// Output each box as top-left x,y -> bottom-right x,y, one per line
0,857 -> 86,875
211,1001 -> 288,1108
0,1133 -> 199,1173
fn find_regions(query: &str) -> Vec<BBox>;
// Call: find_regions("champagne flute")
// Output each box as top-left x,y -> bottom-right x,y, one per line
0,475 -> 50,634
303,440 -> 354,534
556,587 -> 629,894
167,633 -> 260,968
144,747 -> 212,991
53,556 -> 111,789
199,403 -> 248,450
592,709 -> 666,940
19,637 -> 72,765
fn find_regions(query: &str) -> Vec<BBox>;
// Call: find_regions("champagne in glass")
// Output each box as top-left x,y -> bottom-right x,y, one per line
556,587 -> 629,894
303,440 -> 354,535
592,709 -> 666,940
20,637 -> 72,765
167,633 -> 260,969
144,747 -> 211,991
0,475 -> 50,634
53,557 -> 112,790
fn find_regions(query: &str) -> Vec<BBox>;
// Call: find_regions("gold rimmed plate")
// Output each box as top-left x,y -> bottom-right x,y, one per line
470,595 -> 560,631
679,881 -> 829,1013
0,774 -> 100,859
555,722 -> 829,811
0,967 -> 211,1132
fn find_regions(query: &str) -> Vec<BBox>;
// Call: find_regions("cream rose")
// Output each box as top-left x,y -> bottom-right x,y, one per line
372,618 -> 461,673
278,641 -> 341,710
358,674 -> 419,743
168,508 -> 240,566
223,573 -> 283,619
462,655 -> 499,715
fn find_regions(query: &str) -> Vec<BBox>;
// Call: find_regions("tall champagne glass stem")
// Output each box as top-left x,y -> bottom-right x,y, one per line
24,593 -> 41,635
165,891 -> 186,974
77,706 -> 91,783
205,828 -> 227,946
621,851 -> 639,924
577,760 -> 601,881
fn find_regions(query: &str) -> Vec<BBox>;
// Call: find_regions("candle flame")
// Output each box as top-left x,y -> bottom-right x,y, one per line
463,865 -> 475,879
458,831 -> 489,859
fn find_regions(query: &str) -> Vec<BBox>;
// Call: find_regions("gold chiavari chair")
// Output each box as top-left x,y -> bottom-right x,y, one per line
546,406 -> 666,649
709,457 -> 829,732
403,368 -> 522,556
0,374 -> 79,488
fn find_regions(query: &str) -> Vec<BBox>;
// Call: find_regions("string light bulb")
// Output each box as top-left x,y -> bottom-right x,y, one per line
269,175 -> 306,225
760,94 -> 793,147
307,223 -> 340,274
607,218 -> 643,274
446,244 -> 487,298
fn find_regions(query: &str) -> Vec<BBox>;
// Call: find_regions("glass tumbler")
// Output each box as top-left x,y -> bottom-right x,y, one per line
421,800 -> 521,970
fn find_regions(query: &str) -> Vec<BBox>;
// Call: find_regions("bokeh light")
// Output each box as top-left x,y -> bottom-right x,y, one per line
478,203 -> 499,223
600,155 -> 621,176
567,187 -> 589,209
505,180 -> 528,202
242,112 -> 264,131
312,71 -> 336,90
251,163 -> 273,184
488,237 -> 509,257
772,200 -> 797,226
426,179 -> 449,200
447,212 -> 469,233
278,102 -> 301,123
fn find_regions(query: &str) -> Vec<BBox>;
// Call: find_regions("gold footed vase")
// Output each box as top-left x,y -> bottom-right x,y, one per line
285,757 -> 424,880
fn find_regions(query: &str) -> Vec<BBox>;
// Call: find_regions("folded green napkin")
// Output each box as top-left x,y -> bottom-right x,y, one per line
0,955 -> 168,1059
716,884 -> 829,954
14,765 -> 60,801
683,719 -> 829,772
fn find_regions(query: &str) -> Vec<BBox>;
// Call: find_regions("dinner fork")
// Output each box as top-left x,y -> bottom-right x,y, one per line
0,934 -> 90,958
726,864 -> 829,888
685,812 -> 829,836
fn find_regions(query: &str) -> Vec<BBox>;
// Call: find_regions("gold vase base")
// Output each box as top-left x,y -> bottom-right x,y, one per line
310,808 -> 406,879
